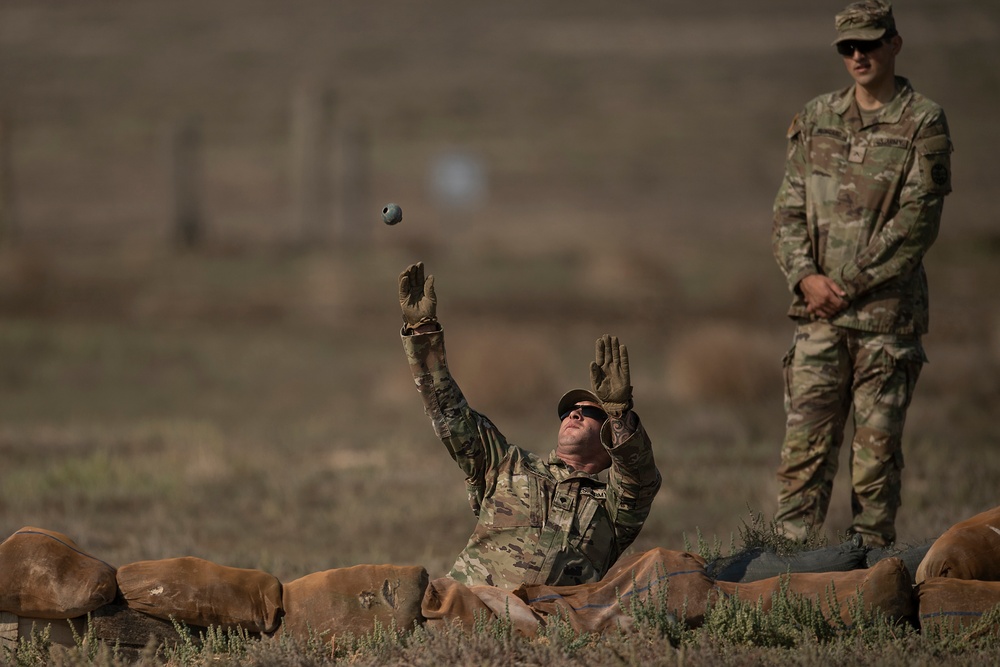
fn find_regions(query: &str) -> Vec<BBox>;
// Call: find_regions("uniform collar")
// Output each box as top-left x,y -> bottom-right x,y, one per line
546,450 -> 610,482
833,76 -> 913,125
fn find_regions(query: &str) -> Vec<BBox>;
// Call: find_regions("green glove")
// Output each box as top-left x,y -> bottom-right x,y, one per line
398,262 -> 437,330
590,334 -> 633,417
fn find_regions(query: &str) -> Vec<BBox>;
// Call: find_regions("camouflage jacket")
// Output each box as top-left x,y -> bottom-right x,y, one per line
402,328 -> 661,590
773,76 -> 952,335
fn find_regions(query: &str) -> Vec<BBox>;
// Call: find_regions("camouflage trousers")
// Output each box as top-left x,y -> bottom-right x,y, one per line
775,320 -> 925,547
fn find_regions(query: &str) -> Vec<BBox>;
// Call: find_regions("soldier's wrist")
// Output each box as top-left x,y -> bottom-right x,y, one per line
600,397 -> 633,418
402,315 -> 440,334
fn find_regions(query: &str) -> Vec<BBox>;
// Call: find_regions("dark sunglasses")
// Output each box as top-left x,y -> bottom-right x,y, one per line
835,39 -> 885,57
559,404 -> 608,422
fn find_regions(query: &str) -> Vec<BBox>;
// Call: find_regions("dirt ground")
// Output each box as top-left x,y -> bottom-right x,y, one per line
1,0 -> 999,580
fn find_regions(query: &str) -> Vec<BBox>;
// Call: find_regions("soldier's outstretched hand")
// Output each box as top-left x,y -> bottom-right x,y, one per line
398,262 -> 438,329
590,334 -> 633,417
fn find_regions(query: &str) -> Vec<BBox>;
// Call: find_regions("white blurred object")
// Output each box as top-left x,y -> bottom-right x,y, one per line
428,150 -> 487,210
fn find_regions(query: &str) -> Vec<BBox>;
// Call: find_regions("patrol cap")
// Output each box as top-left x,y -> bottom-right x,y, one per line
832,0 -> 896,45
557,389 -> 602,420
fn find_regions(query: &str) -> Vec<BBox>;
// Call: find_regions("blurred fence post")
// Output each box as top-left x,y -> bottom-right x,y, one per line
289,85 -> 335,247
335,117 -> 370,246
170,116 -> 204,249
0,112 -> 17,246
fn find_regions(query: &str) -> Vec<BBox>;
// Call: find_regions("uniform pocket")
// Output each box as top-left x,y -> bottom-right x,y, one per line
881,339 -> 925,402
855,337 -> 925,460
810,135 -> 850,176
570,493 -> 614,573
483,472 -> 543,528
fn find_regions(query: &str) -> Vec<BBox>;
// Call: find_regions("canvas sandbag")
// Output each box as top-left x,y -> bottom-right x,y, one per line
866,539 -> 934,586
707,535 -> 868,583
421,577 -> 541,636
516,548 -> 718,634
916,505 -> 1000,584
117,556 -> 282,633
0,527 -> 117,619
279,564 -> 428,642
715,557 -> 915,627
917,577 -> 1000,635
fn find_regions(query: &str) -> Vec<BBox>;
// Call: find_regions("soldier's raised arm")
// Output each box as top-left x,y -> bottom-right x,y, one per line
398,262 -> 512,517
590,335 -> 661,556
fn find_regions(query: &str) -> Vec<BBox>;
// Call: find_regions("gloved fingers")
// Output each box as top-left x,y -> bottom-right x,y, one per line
398,267 -> 413,304
400,262 -> 427,305
594,335 -> 608,369
617,341 -> 630,383
607,335 -> 621,367
410,262 -> 425,301
424,273 -> 436,308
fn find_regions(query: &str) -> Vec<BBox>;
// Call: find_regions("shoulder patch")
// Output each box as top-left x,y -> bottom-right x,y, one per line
917,133 -> 953,196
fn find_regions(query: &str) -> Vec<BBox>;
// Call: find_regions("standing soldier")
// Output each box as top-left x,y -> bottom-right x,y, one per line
772,1 -> 952,546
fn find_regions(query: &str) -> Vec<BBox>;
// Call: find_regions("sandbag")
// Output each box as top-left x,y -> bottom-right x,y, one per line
0,527 -> 117,619
715,557 -> 915,627
866,540 -> 935,586
421,577 -> 541,636
915,505 -> 1000,584
117,556 -> 282,633
917,577 -> 1000,635
708,535 -> 868,583
279,564 -> 428,642
516,548 -> 718,634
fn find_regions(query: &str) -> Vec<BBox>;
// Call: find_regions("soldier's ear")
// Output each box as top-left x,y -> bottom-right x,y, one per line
888,34 -> 902,56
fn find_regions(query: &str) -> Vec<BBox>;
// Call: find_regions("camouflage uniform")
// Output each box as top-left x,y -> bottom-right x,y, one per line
772,73 -> 952,546
402,328 -> 661,590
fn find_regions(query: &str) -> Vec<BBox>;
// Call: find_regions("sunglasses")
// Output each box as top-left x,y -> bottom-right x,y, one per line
835,39 -> 886,57
559,404 -> 608,422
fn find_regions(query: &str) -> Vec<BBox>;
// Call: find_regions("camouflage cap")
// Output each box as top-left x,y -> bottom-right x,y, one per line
832,0 -> 896,45
557,389 -> 602,419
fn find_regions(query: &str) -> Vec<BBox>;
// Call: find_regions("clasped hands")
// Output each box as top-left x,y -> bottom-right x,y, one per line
799,274 -> 848,319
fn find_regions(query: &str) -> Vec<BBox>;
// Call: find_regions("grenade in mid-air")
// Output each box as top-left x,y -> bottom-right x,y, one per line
382,203 -> 403,225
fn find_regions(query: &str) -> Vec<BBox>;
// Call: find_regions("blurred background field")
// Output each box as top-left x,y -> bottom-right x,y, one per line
0,0 -> 998,584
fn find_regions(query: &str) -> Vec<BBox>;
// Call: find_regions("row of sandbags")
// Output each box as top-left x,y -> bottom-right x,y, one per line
0,534 -> 915,646
0,527 -> 427,651
4,507 -> 1000,649
0,526 -> 914,647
